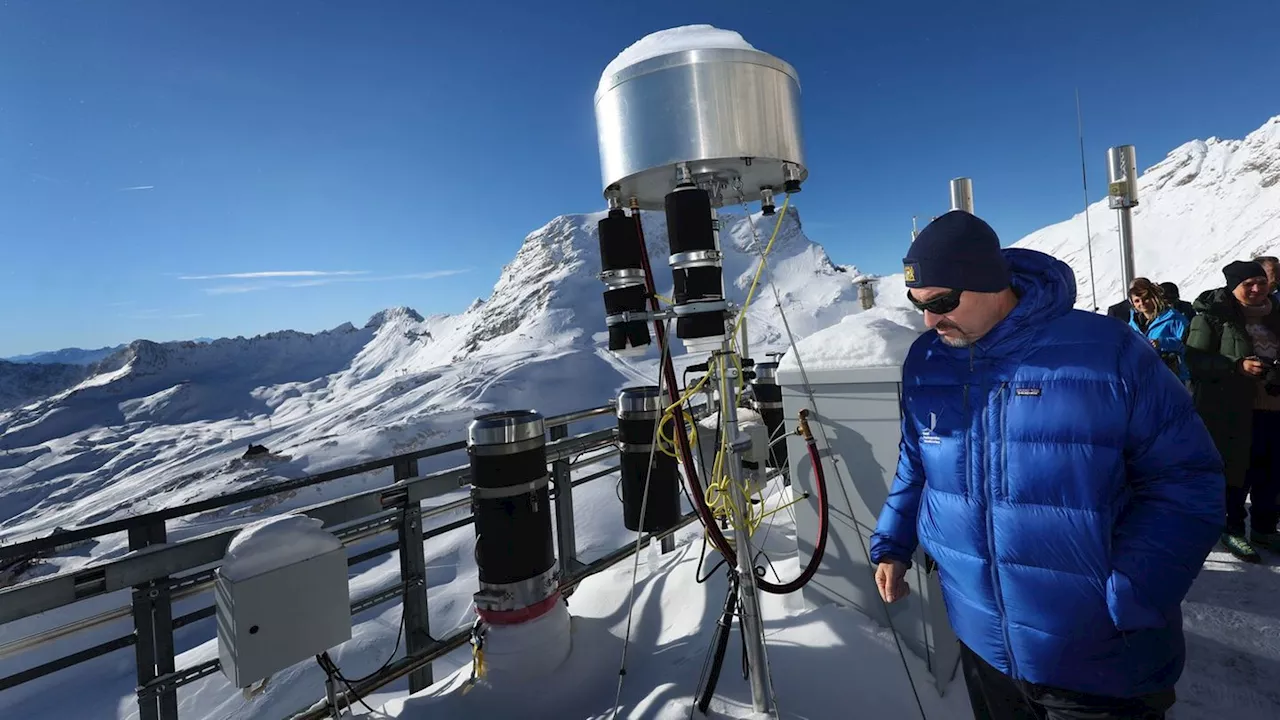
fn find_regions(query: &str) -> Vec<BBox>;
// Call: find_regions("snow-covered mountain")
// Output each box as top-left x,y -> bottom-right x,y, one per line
0,360 -> 93,413
0,206 -> 857,545
4,344 -> 126,366
1014,115 -> 1280,307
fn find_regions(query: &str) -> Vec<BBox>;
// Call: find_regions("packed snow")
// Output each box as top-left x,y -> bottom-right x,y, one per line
778,304 -> 924,372
219,514 -> 344,582
598,24 -> 758,93
373,488 -> 974,720
369,489 -> 1280,720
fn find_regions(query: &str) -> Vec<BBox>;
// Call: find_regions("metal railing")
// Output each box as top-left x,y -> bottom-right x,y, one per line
0,402 -> 700,719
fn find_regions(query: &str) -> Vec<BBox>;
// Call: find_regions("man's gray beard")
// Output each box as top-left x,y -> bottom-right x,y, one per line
939,334 -> 972,348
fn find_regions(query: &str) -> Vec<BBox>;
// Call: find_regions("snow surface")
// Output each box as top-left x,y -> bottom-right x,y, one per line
778,303 -> 924,373
375,486 -> 1279,720
219,514 -> 343,582
375,488 -> 974,720
472,601 -> 571,682
598,25 -> 758,93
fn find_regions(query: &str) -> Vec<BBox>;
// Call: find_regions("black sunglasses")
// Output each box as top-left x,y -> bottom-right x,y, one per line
907,288 -> 963,315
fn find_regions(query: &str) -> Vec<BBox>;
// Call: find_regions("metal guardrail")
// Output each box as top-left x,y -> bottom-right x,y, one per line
0,403 -> 656,720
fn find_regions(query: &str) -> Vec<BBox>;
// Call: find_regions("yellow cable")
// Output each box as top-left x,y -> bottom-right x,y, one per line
730,194 -> 791,353
749,493 -> 807,533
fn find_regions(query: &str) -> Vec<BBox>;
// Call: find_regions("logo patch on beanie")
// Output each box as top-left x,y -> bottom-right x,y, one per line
903,262 -> 919,286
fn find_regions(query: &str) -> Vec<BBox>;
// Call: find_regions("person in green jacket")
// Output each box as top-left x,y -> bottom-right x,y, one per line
1186,260 -> 1280,562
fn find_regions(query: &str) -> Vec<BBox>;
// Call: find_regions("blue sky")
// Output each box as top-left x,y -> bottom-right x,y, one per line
1,0 -> 1277,357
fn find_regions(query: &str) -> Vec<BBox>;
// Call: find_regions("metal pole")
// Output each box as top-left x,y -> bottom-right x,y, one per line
324,671 -> 342,720
717,340 -> 772,715
550,424 -> 584,574
129,521 -> 177,720
394,457 -> 434,693
1107,145 -> 1140,292
949,177 -> 974,214
1117,208 -> 1136,290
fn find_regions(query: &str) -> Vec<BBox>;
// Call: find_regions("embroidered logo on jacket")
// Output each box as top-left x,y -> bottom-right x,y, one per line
1015,387 -> 1042,397
920,411 -> 941,444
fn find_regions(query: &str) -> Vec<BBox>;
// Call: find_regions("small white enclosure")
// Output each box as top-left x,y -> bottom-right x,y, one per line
216,514 -> 352,688
697,408 -> 770,496
777,364 -> 961,693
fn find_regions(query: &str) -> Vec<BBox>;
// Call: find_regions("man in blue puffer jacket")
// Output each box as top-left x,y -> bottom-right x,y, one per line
870,211 -> 1224,719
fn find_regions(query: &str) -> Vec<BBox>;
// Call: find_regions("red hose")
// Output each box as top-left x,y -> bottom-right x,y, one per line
632,208 -> 731,559
630,207 -> 829,594
760,411 -> 829,594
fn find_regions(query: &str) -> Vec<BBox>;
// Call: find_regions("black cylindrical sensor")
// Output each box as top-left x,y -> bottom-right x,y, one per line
665,186 -> 716,255
752,362 -> 788,470
468,410 -> 558,623
664,185 -> 727,343
603,285 -> 651,353
616,386 -> 682,532
598,208 -> 645,284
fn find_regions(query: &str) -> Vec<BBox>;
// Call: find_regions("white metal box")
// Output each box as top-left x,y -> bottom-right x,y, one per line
777,364 -> 961,693
215,517 -> 353,688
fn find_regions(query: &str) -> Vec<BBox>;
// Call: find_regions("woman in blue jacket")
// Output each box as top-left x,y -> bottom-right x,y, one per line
1128,277 -> 1190,383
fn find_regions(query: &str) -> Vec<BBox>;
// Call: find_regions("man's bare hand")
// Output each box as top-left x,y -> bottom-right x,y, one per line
1242,357 -> 1267,377
876,560 -> 911,603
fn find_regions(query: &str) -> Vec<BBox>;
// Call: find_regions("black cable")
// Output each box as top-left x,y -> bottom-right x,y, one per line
310,587 -> 408,716
340,606 -> 405,684
316,652 -> 379,716
693,569 -> 739,714
694,533 -> 728,584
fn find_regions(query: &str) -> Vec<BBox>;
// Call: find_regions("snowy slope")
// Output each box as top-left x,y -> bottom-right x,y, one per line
0,360 -> 92,413
1015,115 -> 1280,308
0,206 -> 852,548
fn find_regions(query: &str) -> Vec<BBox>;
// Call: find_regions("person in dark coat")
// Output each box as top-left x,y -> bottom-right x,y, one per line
1186,260 -> 1280,562
1158,281 -> 1197,324
1106,297 -> 1131,322
871,211 -> 1223,720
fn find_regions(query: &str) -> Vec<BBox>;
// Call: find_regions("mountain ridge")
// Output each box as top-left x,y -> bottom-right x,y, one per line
0,205 -> 856,544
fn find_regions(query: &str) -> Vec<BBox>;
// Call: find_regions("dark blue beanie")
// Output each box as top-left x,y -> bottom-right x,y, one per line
903,210 -> 1011,293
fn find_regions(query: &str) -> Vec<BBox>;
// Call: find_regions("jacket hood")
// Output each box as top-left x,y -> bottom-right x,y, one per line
1133,306 -> 1183,333
961,248 -> 1076,354
1193,287 -> 1235,316
1192,286 -> 1279,318
1004,247 -> 1077,320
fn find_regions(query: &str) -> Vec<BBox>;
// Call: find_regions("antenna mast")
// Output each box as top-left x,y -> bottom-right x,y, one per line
1076,88 -> 1100,312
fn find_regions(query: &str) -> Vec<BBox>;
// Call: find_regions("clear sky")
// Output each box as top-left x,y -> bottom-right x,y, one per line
2,0 -> 1277,357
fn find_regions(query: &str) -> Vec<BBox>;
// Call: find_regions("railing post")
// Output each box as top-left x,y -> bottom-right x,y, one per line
129,520 -> 178,720
394,457 -> 434,693
550,424 -> 585,576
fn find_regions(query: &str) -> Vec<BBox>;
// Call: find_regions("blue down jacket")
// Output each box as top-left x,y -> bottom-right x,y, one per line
1129,307 -> 1191,382
870,248 -> 1223,698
